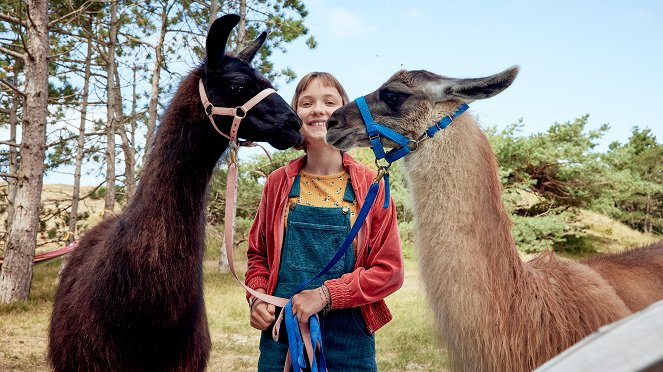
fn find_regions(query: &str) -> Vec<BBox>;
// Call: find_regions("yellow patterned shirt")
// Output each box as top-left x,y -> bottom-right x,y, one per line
285,170 -> 358,246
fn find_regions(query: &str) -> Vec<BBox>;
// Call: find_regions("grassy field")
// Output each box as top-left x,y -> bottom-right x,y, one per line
0,254 -> 447,371
1,205 -> 658,371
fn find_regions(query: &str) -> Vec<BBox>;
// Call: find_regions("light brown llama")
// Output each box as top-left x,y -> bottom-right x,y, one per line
326,66 -> 663,371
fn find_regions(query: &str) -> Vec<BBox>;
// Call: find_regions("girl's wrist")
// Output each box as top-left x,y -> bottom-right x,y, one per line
249,296 -> 258,310
320,285 -> 332,314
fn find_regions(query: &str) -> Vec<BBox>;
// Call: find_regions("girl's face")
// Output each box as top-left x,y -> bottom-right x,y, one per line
296,78 -> 344,146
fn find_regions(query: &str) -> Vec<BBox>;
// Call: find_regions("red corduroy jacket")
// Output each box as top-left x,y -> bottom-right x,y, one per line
245,152 -> 404,333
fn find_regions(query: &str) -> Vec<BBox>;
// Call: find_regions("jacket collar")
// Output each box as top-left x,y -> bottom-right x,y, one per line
284,152 -> 358,178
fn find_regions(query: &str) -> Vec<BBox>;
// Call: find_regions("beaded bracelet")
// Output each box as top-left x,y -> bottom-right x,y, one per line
317,287 -> 326,311
321,285 -> 332,315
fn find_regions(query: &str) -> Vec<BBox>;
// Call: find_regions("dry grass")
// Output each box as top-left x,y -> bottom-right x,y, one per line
0,254 -> 447,371
577,209 -> 660,253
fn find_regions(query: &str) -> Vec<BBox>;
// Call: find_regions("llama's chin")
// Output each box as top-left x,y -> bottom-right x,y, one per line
326,131 -> 354,151
269,132 -> 303,150
327,130 -> 370,152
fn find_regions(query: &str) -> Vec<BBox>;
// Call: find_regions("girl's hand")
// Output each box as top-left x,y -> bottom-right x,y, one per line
250,289 -> 276,330
291,287 -> 328,323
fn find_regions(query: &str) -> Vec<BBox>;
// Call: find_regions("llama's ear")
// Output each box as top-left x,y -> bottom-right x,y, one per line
206,14 -> 240,68
431,66 -> 519,102
237,32 -> 267,63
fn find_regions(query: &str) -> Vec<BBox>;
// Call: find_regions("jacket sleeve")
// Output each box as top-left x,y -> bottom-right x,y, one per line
323,181 -> 404,308
245,176 -> 272,296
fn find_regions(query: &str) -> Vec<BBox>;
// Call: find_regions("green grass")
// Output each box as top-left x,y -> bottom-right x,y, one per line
0,251 -> 448,371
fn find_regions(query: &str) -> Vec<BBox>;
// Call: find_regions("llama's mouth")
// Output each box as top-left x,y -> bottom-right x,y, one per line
326,128 -> 367,151
270,131 -> 303,150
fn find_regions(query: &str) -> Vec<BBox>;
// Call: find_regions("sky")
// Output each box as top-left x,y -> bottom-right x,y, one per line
268,0 -> 663,149
43,0 -> 663,184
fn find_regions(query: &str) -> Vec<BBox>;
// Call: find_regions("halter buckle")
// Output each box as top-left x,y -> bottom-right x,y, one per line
368,133 -> 380,141
204,102 -> 214,116
436,115 -> 453,130
374,158 -> 392,182
234,106 -> 247,119
406,140 -> 419,152
228,143 -> 238,164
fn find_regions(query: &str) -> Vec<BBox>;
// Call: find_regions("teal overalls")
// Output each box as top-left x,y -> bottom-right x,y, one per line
258,174 -> 377,371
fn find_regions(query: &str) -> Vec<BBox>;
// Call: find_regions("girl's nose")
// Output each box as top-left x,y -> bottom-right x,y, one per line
312,101 -> 325,114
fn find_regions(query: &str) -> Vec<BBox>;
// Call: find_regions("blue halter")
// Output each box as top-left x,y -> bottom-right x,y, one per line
355,96 -> 469,207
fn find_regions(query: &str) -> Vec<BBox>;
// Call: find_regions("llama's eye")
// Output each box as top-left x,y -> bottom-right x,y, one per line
379,90 -> 408,109
228,85 -> 245,93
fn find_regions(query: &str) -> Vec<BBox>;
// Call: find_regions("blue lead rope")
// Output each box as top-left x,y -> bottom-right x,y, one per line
284,300 -> 326,371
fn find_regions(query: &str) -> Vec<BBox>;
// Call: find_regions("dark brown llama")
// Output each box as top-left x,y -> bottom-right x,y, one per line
48,15 -> 302,372
326,66 -> 663,371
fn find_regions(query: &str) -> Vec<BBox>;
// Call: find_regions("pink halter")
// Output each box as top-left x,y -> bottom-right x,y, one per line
198,79 -> 276,143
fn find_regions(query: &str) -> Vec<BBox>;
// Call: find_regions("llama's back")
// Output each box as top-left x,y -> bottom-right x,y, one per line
582,241 -> 663,312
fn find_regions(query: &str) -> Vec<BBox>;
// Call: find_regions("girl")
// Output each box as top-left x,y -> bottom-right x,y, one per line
245,72 -> 404,371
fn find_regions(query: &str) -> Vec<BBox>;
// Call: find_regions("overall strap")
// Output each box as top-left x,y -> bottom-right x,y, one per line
342,177 -> 355,203
289,174 -> 302,198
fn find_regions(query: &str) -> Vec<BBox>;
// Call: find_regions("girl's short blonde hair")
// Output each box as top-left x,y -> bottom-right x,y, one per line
291,72 -> 350,108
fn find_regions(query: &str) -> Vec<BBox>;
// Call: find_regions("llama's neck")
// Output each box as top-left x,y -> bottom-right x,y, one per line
404,115 -> 524,322
121,70 -> 227,262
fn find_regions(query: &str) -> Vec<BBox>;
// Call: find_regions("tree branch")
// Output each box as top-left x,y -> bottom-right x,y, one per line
120,33 -> 156,49
0,78 -> 25,96
48,1 -> 95,28
0,12 -> 25,26
0,140 -> 19,147
0,172 -> 18,179
0,46 -> 26,60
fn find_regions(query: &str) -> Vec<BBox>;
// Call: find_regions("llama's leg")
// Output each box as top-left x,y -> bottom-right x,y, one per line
174,300 -> 211,372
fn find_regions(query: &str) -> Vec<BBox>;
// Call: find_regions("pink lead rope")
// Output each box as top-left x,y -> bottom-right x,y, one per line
199,80 -> 318,371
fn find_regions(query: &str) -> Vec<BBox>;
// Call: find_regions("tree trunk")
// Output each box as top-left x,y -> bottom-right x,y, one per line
0,0 -> 49,303
236,0 -> 247,51
116,65 -> 135,200
644,191 -> 652,234
208,0 -> 218,29
218,230 -> 229,273
60,21 -> 94,276
142,3 -> 169,169
4,69 -> 19,242
125,65 -> 139,199
103,0 -> 119,216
